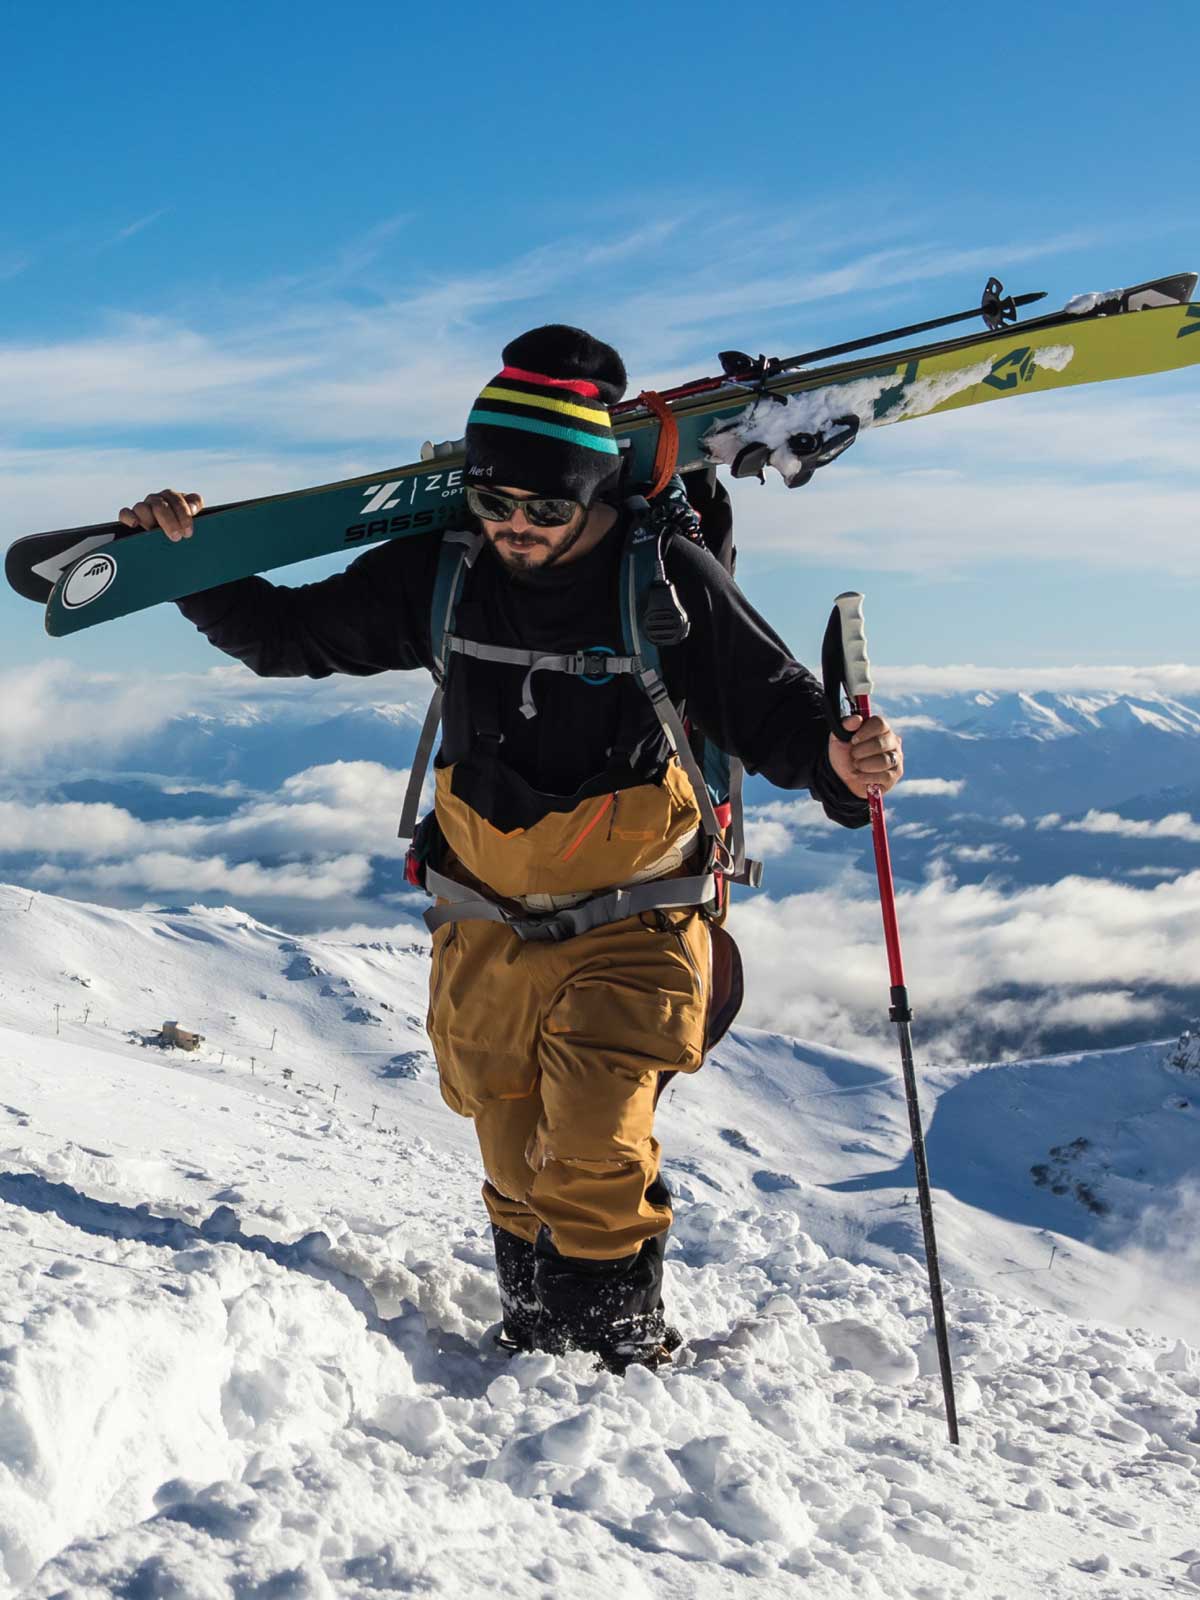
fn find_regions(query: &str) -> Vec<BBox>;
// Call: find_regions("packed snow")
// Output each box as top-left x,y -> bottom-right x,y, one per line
0,885 -> 1197,1597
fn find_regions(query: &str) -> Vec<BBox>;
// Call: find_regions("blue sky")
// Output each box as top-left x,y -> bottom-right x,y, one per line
1,0 -> 1196,677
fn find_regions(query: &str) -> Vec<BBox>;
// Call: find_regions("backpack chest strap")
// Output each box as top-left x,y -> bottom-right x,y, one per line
444,635 -> 641,720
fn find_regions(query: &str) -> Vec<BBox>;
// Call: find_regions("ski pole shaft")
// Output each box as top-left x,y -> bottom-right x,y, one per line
772,288 -> 1047,372
610,285 -> 1047,413
856,739 -> 905,993
832,592 -> 959,1446
856,690 -> 959,1447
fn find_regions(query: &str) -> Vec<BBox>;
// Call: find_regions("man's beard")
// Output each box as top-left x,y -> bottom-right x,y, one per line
489,513 -> 590,582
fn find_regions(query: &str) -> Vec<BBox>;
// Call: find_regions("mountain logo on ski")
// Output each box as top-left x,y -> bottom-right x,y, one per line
1180,305 -> 1200,338
62,553 -> 117,609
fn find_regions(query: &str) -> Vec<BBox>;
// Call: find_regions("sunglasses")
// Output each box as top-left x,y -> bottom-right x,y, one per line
465,485 -> 583,529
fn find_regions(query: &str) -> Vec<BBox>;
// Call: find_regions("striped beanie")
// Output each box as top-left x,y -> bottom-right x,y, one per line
464,325 -> 628,504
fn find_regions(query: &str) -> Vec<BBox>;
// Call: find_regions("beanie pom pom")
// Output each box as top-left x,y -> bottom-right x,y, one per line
502,325 -> 627,406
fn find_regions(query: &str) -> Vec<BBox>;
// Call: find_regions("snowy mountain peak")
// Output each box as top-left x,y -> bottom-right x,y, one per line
901,689 -> 1200,742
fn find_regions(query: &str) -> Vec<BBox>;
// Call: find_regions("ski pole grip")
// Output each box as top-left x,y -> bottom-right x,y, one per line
835,591 -> 874,699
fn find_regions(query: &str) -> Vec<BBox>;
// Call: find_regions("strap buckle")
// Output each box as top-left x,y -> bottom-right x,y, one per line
514,914 -> 576,943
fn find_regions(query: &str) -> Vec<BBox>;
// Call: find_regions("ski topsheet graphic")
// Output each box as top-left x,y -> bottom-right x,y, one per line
7,273 -> 1200,637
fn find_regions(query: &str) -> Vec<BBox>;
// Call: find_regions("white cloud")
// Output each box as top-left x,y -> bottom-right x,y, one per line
616,231 -> 1093,356
742,819 -> 796,860
1060,809 -> 1200,843
730,865 -> 1200,1058
743,456 -> 1200,576
0,217 -> 763,449
1102,1180 -> 1200,1340
746,797 -> 839,832
110,209 -> 169,244
0,214 -> 1100,466
0,761 -> 418,874
892,777 -> 965,797
730,377 -> 1200,577
281,761 -> 410,809
742,797 -> 843,860
0,800 -> 144,855
204,763 -> 417,860
313,915 -> 431,947
0,654 -> 431,773
0,660 -> 192,768
31,850 -> 371,901
946,843 -> 1015,863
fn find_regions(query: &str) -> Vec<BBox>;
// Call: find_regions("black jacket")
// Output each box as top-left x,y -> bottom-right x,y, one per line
176,517 -> 869,831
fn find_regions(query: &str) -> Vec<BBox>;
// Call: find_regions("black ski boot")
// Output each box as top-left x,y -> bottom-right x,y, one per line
491,1225 -> 541,1354
531,1180 -> 682,1373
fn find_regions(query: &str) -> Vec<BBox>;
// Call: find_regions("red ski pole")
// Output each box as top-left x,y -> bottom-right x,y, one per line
827,592 -> 960,1447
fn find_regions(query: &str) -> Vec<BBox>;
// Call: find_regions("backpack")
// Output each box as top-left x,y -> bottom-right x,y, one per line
398,469 -> 762,941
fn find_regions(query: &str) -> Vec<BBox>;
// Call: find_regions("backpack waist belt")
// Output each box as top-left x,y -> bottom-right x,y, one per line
423,864 -> 719,943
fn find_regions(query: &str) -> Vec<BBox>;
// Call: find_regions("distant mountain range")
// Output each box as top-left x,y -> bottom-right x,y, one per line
750,688 -> 1200,891
9,684 -> 1200,899
25,684 -> 1200,817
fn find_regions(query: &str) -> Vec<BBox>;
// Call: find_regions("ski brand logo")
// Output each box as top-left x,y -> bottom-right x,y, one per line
358,471 -> 464,515
982,347 -> 1038,392
1178,305 -> 1200,338
360,482 -> 404,514
61,553 -> 117,609
871,360 -> 920,420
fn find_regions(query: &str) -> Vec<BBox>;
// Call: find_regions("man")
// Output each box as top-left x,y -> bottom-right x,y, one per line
123,324 -> 903,1372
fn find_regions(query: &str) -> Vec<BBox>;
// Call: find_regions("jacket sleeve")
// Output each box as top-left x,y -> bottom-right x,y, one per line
665,539 -> 870,828
174,533 -> 440,678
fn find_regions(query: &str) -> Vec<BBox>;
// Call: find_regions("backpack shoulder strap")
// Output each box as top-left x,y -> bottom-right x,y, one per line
617,510 -> 665,671
430,528 -> 484,681
397,528 -> 484,845
618,510 -> 731,871
619,498 -> 761,889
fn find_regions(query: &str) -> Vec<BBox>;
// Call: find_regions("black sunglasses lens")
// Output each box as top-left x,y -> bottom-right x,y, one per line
524,499 -> 579,527
466,487 -> 512,521
465,486 -> 580,527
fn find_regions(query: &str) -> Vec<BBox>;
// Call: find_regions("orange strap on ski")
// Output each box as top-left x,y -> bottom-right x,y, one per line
638,390 -> 679,499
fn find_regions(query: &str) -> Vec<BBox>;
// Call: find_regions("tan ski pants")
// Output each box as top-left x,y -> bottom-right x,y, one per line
426,908 -> 711,1260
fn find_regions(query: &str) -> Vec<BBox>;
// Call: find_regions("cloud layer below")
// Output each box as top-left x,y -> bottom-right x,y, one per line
730,863 -> 1200,1060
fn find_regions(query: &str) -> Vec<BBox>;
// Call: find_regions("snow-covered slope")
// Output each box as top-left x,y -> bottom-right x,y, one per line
0,885 -> 1196,1596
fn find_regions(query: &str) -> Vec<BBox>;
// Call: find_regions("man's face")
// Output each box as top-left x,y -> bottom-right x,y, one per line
477,485 -> 590,572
